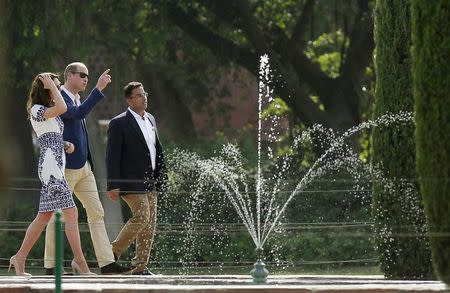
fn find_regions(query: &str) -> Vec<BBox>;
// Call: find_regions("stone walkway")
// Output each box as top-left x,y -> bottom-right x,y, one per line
0,275 -> 448,292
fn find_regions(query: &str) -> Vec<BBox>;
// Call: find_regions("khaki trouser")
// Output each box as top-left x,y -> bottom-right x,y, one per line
112,191 -> 157,270
44,162 -> 114,268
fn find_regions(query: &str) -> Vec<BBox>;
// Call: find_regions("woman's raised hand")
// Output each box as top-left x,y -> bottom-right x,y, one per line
38,73 -> 56,89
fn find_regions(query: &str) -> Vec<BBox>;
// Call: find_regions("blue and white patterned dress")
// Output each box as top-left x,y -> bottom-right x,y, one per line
30,104 -> 76,212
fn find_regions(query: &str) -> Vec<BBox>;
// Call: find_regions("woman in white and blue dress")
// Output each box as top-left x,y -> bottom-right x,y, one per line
9,73 -> 94,276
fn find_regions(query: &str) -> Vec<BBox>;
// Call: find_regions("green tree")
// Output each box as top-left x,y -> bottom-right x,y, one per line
412,0 -> 450,284
371,0 -> 433,279
161,0 -> 375,139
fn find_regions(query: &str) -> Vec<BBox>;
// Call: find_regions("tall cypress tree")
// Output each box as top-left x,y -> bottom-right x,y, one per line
371,0 -> 433,279
412,0 -> 450,285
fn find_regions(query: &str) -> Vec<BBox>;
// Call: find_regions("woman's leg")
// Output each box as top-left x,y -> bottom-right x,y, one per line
15,212 -> 53,272
62,206 -> 91,273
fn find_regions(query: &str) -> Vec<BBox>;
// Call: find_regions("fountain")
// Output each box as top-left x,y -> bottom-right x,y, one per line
163,55 -> 414,283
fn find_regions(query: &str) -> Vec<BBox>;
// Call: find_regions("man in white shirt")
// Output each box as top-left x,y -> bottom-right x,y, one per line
106,81 -> 168,275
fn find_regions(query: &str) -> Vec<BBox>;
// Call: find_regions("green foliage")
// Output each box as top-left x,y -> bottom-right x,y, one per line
284,168 -> 372,224
261,98 -> 291,119
270,227 -> 376,269
254,0 -> 304,31
412,0 -> 450,285
372,0 -> 433,279
305,31 -> 347,78
162,0 -> 376,140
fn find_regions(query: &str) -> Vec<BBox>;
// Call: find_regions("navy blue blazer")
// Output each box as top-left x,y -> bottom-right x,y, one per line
60,88 -> 104,169
106,110 -> 168,195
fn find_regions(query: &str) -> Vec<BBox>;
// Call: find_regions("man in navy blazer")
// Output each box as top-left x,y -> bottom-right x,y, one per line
106,81 -> 168,275
44,62 -> 128,275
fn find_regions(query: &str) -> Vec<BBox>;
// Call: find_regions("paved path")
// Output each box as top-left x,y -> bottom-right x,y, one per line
0,275 -> 448,292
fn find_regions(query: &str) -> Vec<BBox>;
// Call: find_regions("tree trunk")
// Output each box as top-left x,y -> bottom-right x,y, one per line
136,63 -> 197,142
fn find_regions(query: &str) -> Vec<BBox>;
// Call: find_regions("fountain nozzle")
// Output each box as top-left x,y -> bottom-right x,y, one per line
251,247 -> 269,284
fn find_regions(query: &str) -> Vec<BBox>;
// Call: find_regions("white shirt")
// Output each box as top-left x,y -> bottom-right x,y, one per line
128,107 -> 156,170
61,85 -> 81,106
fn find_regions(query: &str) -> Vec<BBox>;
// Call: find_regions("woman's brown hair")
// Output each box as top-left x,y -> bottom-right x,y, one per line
26,72 -> 60,116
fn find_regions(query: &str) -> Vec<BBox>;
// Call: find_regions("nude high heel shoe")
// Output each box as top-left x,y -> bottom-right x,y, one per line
9,255 -> 31,277
71,259 -> 96,275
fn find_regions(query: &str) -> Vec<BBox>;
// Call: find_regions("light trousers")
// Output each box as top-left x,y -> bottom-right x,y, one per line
112,191 -> 157,270
44,162 -> 114,268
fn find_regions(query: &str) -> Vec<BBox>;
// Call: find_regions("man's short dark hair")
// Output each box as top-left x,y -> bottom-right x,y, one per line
64,62 -> 86,82
124,81 -> 143,98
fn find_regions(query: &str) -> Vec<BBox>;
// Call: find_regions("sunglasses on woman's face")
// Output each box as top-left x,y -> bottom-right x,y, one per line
71,71 -> 89,79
